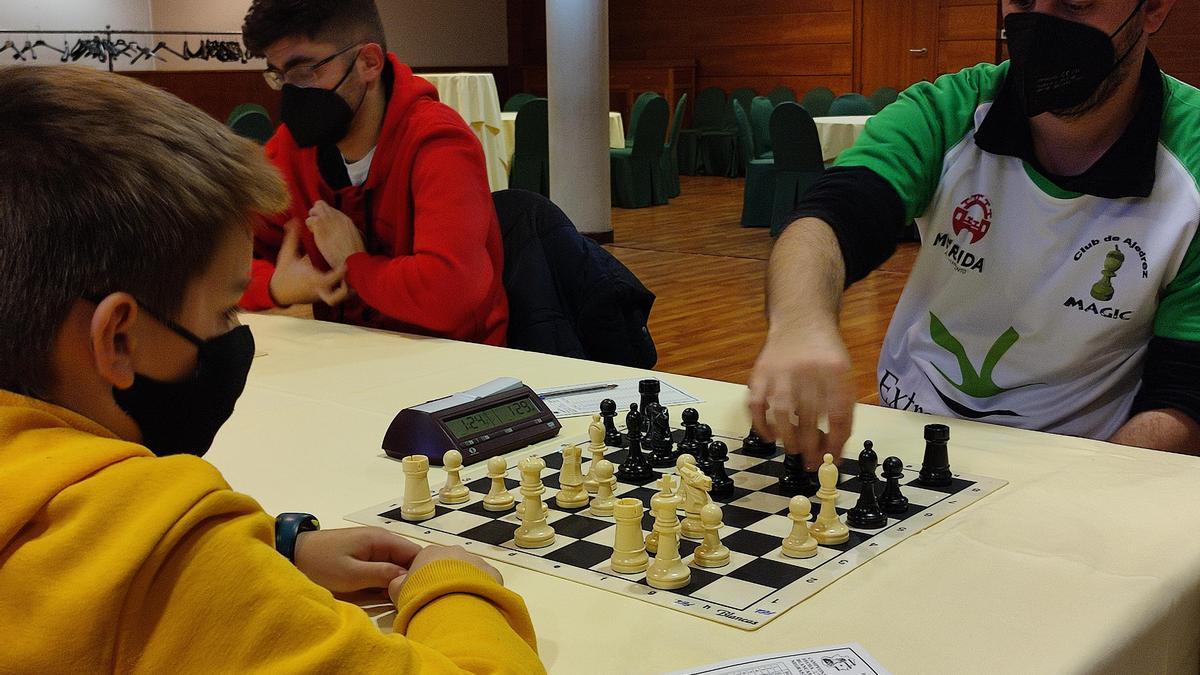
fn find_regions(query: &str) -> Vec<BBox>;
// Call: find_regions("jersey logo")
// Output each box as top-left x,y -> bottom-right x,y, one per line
1090,245 -> 1125,301
925,312 -> 1040,419
951,194 -> 993,244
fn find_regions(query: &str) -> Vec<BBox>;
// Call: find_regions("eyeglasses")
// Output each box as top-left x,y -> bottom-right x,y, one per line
262,43 -> 361,91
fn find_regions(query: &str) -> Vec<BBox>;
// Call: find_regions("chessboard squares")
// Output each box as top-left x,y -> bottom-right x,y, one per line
677,538 -> 701,560
419,509 -> 496,536
760,542 -> 841,570
720,529 -> 783,558
458,519 -> 520,546
727,557 -> 809,588
466,475 -> 518,494
907,474 -> 976,496
730,471 -> 777,492
635,564 -> 721,595
544,540 -> 613,570
550,513 -> 615,540
380,504 -> 452,522
741,513 -> 796,539
712,503 -> 774,529
689,549 -> 757,576
687,575 -> 776,610
542,452 -> 565,471
810,528 -> 875,553
710,485 -> 753,505
613,485 -> 658,509
729,491 -> 793,515
724,453 -> 774,472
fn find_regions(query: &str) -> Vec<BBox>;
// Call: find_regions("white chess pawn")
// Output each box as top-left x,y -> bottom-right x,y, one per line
645,473 -> 675,554
589,459 -> 617,516
400,455 -> 436,522
438,449 -> 470,504
646,480 -> 690,590
583,414 -> 606,494
810,453 -> 849,545
692,503 -> 730,568
610,497 -> 649,574
556,444 -> 590,509
782,495 -> 819,559
483,456 -> 515,512
514,455 -> 555,549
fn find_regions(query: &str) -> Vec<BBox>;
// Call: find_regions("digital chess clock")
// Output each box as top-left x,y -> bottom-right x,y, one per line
382,377 -> 561,466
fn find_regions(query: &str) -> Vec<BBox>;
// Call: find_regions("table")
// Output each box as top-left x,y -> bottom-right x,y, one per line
209,314 -> 1200,675
418,72 -> 508,191
813,115 -> 872,162
498,111 -> 626,171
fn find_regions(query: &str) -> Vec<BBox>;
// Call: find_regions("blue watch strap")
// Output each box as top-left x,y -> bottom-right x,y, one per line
275,512 -> 320,563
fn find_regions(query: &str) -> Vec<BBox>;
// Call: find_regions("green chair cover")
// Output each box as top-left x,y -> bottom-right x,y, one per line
729,87 -> 757,119
625,91 -> 659,147
678,86 -> 726,176
800,87 -> 835,118
767,86 -> 797,107
733,102 -> 776,228
829,93 -> 876,116
661,93 -> 688,198
692,87 -> 737,177
503,93 -> 538,113
870,87 -> 900,112
226,103 -> 274,144
768,103 -> 825,237
611,95 -> 670,208
508,98 -> 550,198
750,96 -> 774,158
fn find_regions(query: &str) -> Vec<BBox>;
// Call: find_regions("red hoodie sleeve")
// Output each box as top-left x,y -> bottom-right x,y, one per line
241,139 -> 292,311
342,122 -> 500,335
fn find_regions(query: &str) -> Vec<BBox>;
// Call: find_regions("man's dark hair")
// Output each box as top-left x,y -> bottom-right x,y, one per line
0,66 -> 288,398
242,0 -> 388,58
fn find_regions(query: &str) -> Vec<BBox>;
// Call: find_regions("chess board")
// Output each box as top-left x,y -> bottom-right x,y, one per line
347,429 -> 1005,631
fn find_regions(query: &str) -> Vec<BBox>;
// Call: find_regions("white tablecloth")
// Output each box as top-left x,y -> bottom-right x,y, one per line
419,72 -> 508,191
499,111 -> 625,172
209,314 -> 1200,675
814,115 -> 872,162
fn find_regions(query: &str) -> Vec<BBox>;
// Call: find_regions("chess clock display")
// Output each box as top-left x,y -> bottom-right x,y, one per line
382,377 -> 561,466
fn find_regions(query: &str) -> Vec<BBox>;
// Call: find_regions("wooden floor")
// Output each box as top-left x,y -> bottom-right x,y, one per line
608,175 -> 917,403
266,175 -> 917,403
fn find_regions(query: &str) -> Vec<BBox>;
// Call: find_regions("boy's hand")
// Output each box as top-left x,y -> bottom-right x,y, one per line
388,544 -> 504,604
307,200 -> 366,271
293,527 -> 422,594
268,221 -> 350,307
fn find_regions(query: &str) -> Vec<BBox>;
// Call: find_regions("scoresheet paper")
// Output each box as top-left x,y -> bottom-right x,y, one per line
536,378 -> 701,418
665,644 -> 890,675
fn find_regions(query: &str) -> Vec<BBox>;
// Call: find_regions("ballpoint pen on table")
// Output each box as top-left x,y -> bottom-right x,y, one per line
539,383 -> 619,399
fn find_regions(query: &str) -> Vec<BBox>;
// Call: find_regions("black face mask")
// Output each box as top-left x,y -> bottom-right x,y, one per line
1005,1 -> 1145,117
113,311 -> 255,458
280,53 -> 365,147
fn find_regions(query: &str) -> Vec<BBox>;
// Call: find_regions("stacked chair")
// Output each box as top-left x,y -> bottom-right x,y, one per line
732,102 -> 776,227
611,95 -> 670,208
661,94 -> 688,199
768,103 -> 826,237
623,91 -> 660,147
676,86 -> 736,177
226,103 -> 274,144
829,92 -> 876,116
508,98 -> 550,198
800,87 -> 835,118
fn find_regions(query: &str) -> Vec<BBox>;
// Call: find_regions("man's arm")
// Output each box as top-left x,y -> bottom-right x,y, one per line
1111,409 -> 1200,454
342,123 -> 500,337
1110,336 -> 1200,454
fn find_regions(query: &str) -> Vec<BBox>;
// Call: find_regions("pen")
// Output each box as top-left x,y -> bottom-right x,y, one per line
539,383 -> 619,399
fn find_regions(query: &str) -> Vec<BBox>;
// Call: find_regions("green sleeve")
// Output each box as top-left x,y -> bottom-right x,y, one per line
1154,74 -> 1200,341
834,62 -> 1009,221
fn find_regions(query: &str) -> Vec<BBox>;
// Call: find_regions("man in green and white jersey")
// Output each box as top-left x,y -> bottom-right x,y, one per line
749,0 -> 1197,466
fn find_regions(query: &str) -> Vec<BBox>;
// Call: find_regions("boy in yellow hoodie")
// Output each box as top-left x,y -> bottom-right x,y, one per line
0,65 -> 544,673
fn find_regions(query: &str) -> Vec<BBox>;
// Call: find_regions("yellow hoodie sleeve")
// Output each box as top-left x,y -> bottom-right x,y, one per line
117,479 -> 545,673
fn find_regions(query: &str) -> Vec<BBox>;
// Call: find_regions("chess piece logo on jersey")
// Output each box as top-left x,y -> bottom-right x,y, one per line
1090,245 -> 1125,302
952,193 -> 992,244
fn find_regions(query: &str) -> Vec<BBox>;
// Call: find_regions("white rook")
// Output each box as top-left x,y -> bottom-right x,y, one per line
545,0 -> 612,238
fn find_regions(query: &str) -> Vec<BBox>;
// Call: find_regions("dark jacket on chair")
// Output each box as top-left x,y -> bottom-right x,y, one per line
494,190 -> 657,368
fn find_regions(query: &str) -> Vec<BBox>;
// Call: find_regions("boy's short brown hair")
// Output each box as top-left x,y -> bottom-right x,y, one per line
0,66 -> 288,397
242,0 -> 388,57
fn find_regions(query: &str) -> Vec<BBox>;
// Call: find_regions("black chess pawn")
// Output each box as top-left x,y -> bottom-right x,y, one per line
847,443 -> 887,529
646,403 -> 675,468
617,403 -> 655,483
780,453 -> 818,497
706,440 -> 735,499
917,424 -> 952,487
695,431 -> 715,475
600,398 -> 623,447
879,456 -> 909,515
676,407 -> 701,457
741,426 -> 777,457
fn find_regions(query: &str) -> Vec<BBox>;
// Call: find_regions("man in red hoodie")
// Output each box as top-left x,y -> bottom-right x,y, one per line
239,0 -> 509,346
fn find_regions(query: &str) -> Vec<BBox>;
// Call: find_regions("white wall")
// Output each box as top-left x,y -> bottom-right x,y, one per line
0,0 -> 508,71
378,0 -> 508,67
0,0 -> 156,70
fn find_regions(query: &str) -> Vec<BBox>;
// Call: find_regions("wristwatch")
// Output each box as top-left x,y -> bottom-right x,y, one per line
274,512 -> 321,562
